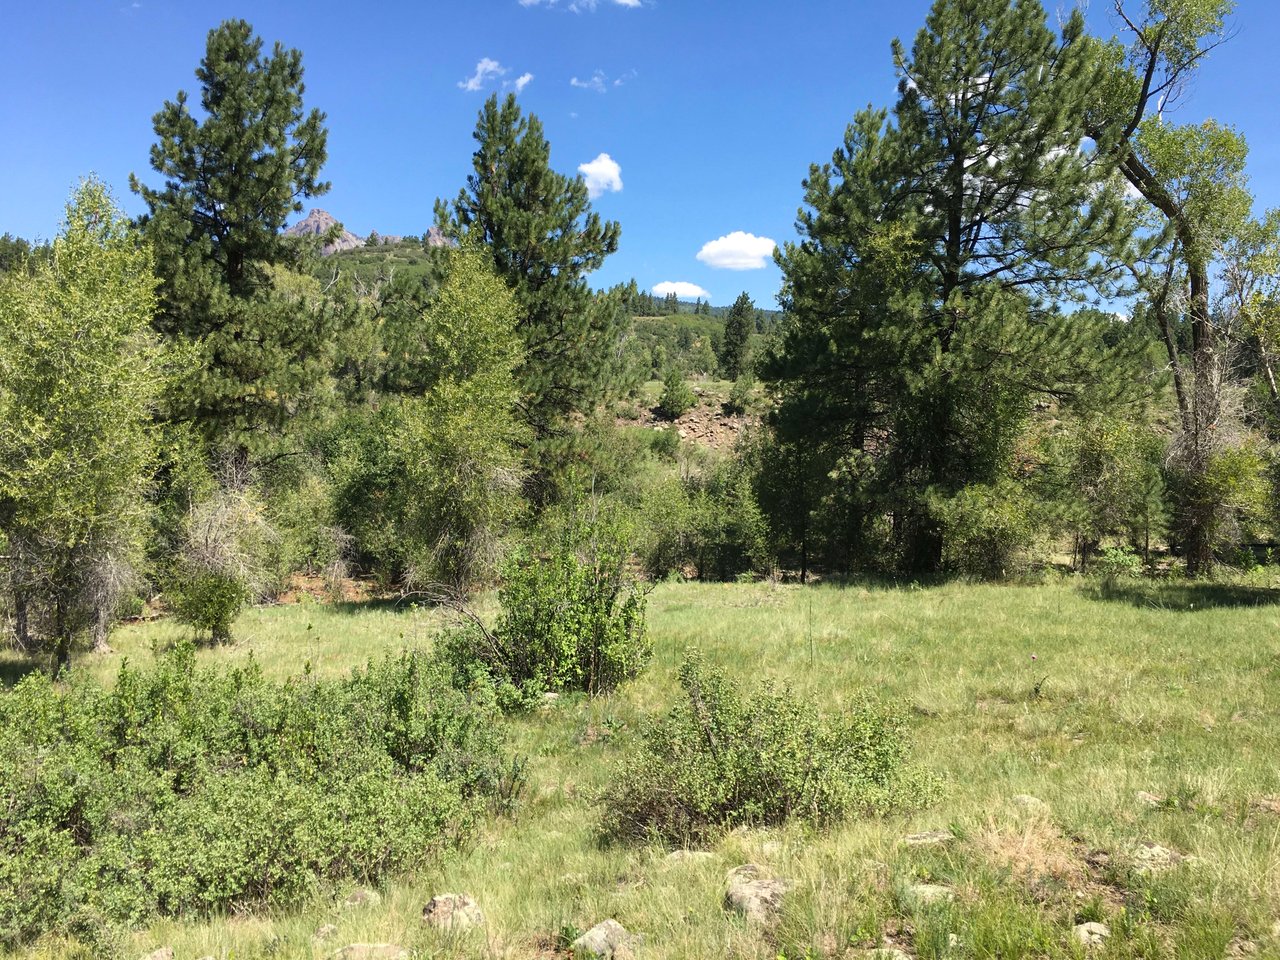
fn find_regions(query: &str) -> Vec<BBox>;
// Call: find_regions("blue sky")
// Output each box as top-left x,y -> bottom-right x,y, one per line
2,1 -> 1278,308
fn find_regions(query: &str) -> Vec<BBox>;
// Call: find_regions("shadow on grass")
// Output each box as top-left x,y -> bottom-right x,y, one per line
1086,581 -> 1280,611
327,596 -> 417,616
0,652 -> 49,688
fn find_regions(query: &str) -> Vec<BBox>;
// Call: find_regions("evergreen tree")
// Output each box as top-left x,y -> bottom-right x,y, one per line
130,19 -> 336,454
436,93 -> 623,447
719,292 -> 753,380
768,0 -> 1145,572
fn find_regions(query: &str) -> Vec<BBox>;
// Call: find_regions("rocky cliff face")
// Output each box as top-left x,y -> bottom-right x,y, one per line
284,210 -> 452,256
283,209 -> 362,254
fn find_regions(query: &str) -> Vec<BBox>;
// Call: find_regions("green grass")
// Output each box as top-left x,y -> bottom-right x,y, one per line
9,578 -> 1280,959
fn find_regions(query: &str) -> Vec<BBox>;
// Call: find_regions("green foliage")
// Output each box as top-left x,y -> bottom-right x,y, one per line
928,479 -> 1039,580
442,509 -> 649,706
329,247 -> 527,589
437,93 -> 623,446
1094,544 -> 1145,588
724,373 -> 755,416
131,19 -> 341,453
767,0 -> 1145,573
657,368 -> 697,420
0,179 -> 167,668
718,292 -> 754,381
601,653 -> 934,844
168,481 -> 277,643
0,644 -> 512,946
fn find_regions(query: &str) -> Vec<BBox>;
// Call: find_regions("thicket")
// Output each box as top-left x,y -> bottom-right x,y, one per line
441,509 -> 650,707
601,654 -> 936,844
0,645 -> 515,947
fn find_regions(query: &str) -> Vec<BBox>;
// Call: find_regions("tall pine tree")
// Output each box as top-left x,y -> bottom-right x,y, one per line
719,292 -> 753,380
436,94 -> 623,455
768,0 -> 1146,572
131,19 -> 337,455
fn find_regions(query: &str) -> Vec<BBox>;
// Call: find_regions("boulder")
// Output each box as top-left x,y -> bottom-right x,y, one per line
1132,841 -> 1183,873
343,888 -> 382,909
422,893 -> 484,932
724,864 -> 790,924
571,919 -> 637,959
1072,922 -> 1110,948
665,849 -> 715,865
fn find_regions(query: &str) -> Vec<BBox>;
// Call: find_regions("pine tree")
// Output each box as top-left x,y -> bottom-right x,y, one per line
719,292 -> 753,380
436,94 -> 623,447
130,19 -> 336,454
768,0 -> 1146,572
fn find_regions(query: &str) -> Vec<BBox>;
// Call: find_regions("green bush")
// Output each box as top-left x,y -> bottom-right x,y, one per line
167,570 -> 250,642
1094,544 -> 1145,587
442,512 -> 650,707
724,374 -> 755,415
601,654 -> 936,844
657,368 -> 696,420
0,645 -> 514,947
929,479 -> 1037,579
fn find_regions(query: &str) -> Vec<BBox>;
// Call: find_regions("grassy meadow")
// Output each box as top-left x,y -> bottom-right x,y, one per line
10,577 -> 1280,959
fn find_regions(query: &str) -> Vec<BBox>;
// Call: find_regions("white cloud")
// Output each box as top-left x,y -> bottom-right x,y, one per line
696,231 -> 778,271
458,58 -> 507,92
578,153 -> 623,199
653,281 -> 711,300
570,71 -> 608,93
513,72 -> 534,92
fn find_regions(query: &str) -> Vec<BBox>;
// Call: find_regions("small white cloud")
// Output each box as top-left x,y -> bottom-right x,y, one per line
458,58 -> 507,92
578,153 -> 623,199
514,72 -> 534,92
696,231 -> 778,271
570,71 -> 608,93
653,281 -> 711,300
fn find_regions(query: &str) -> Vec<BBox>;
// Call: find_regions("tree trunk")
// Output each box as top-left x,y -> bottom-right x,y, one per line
91,602 -> 113,655
53,594 -> 70,678
13,590 -> 30,652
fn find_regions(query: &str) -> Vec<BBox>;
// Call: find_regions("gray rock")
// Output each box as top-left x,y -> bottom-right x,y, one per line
571,919 -> 637,958
1011,794 -> 1047,812
343,888 -> 382,909
1073,922 -> 1110,948
724,864 -> 790,924
422,893 -> 484,932
332,946 -> 409,960
315,924 -> 339,942
140,950 -> 173,960
1132,841 -> 1183,873
903,830 -> 955,847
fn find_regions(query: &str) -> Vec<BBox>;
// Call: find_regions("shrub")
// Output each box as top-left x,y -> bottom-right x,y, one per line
724,374 -> 755,415
168,481 -> 276,642
929,479 -> 1037,579
442,509 -> 650,707
657,368 -> 696,420
1094,544 -> 1144,588
0,645 -> 514,947
601,654 -> 936,844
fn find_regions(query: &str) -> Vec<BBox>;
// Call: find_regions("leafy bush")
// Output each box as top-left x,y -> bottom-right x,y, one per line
929,479 -> 1037,579
168,481 -> 277,642
442,510 -> 650,706
1093,544 -> 1144,587
601,654 -> 936,844
724,374 -> 755,415
0,645 -> 514,947
657,368 -> 696,420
